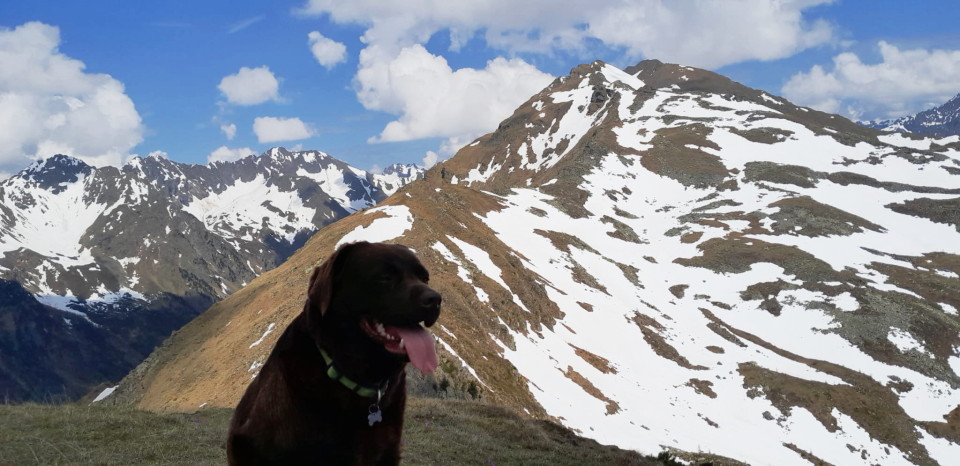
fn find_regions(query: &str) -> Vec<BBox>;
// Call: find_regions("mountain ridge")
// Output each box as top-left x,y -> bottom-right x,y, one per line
0,148 -> 423,401
864,93 -> 960,138
107,59 -> 960,465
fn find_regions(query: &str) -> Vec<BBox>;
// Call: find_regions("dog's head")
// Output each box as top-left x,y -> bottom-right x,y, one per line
306,241 -> 442,374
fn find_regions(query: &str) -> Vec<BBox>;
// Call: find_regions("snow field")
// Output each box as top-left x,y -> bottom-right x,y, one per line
435,66 -> 960,463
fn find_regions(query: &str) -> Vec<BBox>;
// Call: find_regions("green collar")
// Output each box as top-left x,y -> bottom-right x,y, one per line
317,347 -> 388,399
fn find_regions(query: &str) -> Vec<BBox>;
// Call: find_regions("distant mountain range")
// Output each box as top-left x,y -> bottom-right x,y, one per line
0,148 -> 422,401
104,59 -> 960,465
863,93 -> 960,138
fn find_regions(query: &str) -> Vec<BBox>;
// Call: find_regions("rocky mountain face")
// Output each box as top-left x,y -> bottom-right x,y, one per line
106,60 -> 960,465
865,93 -> 960,138
0,148 -> 422,401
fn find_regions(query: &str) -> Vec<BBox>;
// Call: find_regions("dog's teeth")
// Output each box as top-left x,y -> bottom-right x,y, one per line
399,339 -> 405,349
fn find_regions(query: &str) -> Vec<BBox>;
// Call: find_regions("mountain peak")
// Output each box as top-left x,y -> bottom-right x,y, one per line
27,153 -> 90,171
381,163 -> 420,176
17,154 -> 93,192
626,59 -> 738,93
266,146 -> 293,160
568,59 -> 608,76
863,92 -> 960,137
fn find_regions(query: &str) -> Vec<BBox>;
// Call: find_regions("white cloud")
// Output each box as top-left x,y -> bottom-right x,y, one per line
782,41 -> 960,120
253,116 -> 313,143
218,66 -> 280,106
297,0 -> 834,69
422,150 -> 439,169
308,31 -> 347,69
208,145 -> 256,164
297,1 -> 832,156
220,122 -> 237,140
358,44 -> 553,153
0,22 -> 144,172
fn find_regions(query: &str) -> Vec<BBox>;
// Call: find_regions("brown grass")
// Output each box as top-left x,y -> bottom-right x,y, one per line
700,308 -> 937,465
562,366 -> 621,415
570,344 -> 618,375
631,313 -> 707,371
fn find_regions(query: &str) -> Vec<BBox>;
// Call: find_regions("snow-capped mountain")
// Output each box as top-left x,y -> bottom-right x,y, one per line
107,60 -> 959,465
865,93 -> 960,137
0,148 -> 423,401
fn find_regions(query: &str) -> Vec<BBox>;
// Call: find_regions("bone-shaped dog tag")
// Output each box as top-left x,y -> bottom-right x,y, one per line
368,405 -> 383,426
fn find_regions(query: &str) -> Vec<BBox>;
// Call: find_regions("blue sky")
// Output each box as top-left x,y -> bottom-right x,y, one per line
0,0 -> 958,175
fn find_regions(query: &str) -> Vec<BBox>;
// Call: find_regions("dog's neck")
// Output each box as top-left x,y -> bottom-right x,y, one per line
316,344 -> 391,398
303,306 -> 409,402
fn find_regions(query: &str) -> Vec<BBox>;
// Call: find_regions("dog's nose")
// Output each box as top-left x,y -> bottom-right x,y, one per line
421,290 -> 442,309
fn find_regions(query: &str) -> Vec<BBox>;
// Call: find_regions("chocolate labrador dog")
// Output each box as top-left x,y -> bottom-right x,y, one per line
227,241 -> 441,465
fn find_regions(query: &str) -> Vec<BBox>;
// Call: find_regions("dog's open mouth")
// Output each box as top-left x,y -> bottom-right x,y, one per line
360,318 -> 438,375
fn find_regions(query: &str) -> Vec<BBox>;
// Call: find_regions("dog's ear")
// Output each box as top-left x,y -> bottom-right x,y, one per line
305,241 -> 367,318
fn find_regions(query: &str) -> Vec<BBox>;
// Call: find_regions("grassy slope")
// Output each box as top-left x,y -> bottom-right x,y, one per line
0,398 -> 689,465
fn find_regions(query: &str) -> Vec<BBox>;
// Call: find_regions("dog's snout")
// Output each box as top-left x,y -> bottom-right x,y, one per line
419,289 -> 441,327
421,289 -> 441,309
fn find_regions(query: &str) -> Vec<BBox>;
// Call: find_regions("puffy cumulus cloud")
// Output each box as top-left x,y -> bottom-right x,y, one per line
208,145 -> 256,164
588,0 -> 833,68
308,31 -> 347,69
782,42 -> 960,120
253,116 -> 314,143
297,0 -> 832,156
358,44 -> 553,152
297,0 -> 834,69
422,150 -> 439,169
0,22 -> 144,172
218,66 -> 280,106
220,122 -> 237,140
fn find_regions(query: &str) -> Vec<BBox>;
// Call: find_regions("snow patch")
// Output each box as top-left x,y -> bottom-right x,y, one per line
249,322 -> 276,349
336,205 -> 414,248
91,386 -> 118,403
887,328 -> 931,357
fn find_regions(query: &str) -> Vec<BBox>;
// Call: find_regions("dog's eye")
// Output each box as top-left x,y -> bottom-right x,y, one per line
378,274 -> 394,284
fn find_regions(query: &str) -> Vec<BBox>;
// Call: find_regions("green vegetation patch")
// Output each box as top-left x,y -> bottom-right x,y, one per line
767,196 -> 884,237
728,127 -> 795,145
0,399 -> 684,466
642,125 -> 731,188
742,161 -> 821,188
675,235 -> 846,283
886,196 -> 960,232
0,404 -> 231,465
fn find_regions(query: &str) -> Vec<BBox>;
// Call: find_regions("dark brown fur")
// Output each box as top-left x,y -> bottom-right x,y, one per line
227,241 -> 441,465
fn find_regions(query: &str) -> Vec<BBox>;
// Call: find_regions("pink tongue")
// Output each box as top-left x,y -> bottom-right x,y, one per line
393,326 -> 438,375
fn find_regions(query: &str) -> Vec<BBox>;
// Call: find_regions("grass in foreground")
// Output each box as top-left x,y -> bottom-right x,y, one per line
0,402 -> 231,464
0,398 -> 687,465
